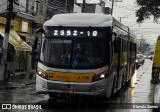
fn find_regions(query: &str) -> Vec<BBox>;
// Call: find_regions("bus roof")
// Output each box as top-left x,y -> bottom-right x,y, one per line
44,13 -> 114,27
44,13 -> 136,37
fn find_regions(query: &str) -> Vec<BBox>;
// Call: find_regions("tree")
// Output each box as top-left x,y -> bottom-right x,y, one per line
136,0 -> 160,23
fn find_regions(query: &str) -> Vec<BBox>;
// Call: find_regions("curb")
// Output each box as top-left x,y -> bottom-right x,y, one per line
0,81 -> 36,90
25,81 -> 36,86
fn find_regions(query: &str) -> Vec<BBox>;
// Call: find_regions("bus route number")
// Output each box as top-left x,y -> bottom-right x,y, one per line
53,30 -> 98,37
78,76 -> 89,80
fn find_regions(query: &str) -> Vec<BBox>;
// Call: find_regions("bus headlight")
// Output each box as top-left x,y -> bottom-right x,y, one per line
37,68 -> 48,79
92,71 -> 108,82
153,69 -> 159,72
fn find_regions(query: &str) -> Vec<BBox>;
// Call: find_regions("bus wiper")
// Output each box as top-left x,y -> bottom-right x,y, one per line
72,59 -> 78,68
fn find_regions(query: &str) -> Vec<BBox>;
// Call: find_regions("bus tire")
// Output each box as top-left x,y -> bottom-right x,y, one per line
49,93 -> 58,100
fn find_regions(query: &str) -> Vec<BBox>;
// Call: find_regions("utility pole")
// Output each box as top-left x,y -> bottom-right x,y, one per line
111,0 -> 122,15
1,0 -> 15,83
118,17 -> 128,22
111,0 -> 114,15
81,0 -> 85,13
65,0 -> 68,13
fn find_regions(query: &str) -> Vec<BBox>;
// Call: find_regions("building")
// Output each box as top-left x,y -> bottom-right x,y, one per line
46,0 -> 74,19
74,0 -> 107,14
0,0 -> 47,79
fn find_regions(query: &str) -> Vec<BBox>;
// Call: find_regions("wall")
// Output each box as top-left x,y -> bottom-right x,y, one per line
46,0 -> 74,19
74,4 -> 103,14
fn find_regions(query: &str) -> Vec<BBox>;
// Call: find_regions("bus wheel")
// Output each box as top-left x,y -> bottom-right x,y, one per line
48,98 -> 57,106
49,93 -> 58,100
93,95 -> 107,103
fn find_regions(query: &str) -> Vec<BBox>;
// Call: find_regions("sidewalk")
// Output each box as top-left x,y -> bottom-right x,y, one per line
0,72 -> 36,90
130,59 -> 155,104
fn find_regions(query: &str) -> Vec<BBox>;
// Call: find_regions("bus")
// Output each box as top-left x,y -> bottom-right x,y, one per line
151,36 -> 160,84
35,13 -> 137,100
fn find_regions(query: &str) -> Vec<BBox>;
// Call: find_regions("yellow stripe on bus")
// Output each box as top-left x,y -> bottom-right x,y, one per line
46,70 -> 95,83
153,37 -> 160,67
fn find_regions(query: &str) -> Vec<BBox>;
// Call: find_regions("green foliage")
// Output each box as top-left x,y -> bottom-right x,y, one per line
136,0 -> 160,23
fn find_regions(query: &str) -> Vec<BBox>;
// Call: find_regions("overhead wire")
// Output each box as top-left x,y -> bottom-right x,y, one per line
105,1 -> 137,11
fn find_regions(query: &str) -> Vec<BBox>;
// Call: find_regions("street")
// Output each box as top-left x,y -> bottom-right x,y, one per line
0,0 -> 159,112
0,59 -> 156,112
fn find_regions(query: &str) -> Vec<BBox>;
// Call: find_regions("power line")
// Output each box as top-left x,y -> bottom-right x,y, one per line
105,1 -> 137,11
123,12 -> 135,17
118,16 -> 128,22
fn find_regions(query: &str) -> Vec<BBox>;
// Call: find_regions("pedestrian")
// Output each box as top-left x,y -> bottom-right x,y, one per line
6,51 -> 13,81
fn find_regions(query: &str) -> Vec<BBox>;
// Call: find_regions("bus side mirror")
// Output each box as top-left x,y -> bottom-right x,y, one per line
30,50 -> 38,55
36,28 -> 45,34
112,32 -> 117,37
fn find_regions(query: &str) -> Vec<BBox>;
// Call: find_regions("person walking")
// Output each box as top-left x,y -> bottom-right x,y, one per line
6,51 -> 13,81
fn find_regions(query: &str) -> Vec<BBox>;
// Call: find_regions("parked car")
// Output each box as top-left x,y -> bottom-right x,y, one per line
135,54 -> 145,69
145,54 -> 154,60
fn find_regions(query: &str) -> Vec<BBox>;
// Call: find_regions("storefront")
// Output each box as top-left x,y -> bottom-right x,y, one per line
0,16 -> 33,74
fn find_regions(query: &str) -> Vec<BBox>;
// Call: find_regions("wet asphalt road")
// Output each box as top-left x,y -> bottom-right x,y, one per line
0,59 -> 156,112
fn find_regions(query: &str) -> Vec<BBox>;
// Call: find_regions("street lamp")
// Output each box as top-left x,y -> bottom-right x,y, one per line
81,0 -> 85,13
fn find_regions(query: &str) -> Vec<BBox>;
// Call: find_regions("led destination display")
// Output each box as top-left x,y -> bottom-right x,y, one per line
45,27 -> 110,38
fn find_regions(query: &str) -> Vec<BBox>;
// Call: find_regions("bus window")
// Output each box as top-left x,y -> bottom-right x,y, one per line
114,39 -> 119,53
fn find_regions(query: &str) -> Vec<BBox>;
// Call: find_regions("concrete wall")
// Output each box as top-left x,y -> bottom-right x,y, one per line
74,4 -> 103,14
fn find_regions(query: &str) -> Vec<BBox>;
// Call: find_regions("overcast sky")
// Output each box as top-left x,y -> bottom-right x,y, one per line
76,0 -> 159,44
109,0 -> 160,44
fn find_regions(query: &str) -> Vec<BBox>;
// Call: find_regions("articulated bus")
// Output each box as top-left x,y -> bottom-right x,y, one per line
35,13 -> 137,100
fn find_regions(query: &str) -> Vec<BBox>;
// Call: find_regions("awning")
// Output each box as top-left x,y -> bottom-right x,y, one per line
0,25 -> 32,51
18,33 -> 34,43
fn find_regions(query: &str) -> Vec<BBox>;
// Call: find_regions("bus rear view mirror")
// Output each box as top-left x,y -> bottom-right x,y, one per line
36,28 -> 45,34
112,32 -> 117,37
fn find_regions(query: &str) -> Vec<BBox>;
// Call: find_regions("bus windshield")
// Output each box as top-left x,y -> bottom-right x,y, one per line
40,38 -> 110,69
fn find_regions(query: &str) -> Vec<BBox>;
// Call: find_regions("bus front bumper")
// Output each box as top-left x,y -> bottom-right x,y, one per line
36,75 -> 108,96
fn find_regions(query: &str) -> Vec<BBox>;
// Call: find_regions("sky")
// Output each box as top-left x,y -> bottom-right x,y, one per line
108,0 -> 160,45
75,0 -> 160,45
1,0 -> 158,45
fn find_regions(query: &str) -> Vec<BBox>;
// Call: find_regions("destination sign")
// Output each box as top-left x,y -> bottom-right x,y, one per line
45,27 -> 110,38
53,30 -> 98,37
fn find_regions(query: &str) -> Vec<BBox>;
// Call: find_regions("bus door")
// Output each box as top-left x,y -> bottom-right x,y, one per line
113,37 -> 121,88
